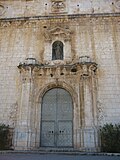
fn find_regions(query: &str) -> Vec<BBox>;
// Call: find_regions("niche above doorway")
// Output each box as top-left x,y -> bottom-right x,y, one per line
43,26 -> 72,63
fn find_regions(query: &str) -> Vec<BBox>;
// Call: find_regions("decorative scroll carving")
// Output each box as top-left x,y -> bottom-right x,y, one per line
79,56 -> 97,77
18,57 -> 97,79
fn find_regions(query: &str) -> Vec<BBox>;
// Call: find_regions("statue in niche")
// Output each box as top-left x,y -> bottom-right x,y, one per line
52,41 -> 63,60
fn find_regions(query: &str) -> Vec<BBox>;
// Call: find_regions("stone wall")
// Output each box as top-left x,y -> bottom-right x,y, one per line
0,16 -> 120,124
0,0 -> 120,19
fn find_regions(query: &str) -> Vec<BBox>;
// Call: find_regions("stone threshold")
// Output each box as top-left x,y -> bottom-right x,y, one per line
0,150 -> 120,156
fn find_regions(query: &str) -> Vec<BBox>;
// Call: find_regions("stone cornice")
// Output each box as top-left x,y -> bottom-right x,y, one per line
0,12 -> 120,22
0,13 -> 119,28
17,57 -> 98,80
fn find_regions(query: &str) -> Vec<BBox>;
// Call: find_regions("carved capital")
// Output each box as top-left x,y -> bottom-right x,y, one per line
79,56 -> 97,77
17,58 -> 41,83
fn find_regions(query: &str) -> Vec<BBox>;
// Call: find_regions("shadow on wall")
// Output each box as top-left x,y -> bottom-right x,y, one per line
0,124 -> 13,150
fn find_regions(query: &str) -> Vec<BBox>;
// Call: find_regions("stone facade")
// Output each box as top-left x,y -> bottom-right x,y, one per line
0,0 -> 120,151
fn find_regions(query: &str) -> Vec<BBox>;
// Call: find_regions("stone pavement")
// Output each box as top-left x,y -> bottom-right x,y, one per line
0,153 -> 120,160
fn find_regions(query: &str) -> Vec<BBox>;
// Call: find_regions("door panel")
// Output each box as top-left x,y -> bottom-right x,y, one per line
41,90 -> 56,121
41,88 -> 73,147
41,121 -> 55,147
57,121 -> 73,147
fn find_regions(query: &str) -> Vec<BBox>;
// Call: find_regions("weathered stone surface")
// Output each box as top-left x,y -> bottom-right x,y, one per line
0,0 -> 120,19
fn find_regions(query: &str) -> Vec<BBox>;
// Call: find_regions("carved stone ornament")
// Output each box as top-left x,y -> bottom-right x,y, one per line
0,21 -> 11,28
44,26 -> 71,41
18,57 -> 97,80
0,4 -> 6,16
51,0 -> 66,13
115,0 -> 120,9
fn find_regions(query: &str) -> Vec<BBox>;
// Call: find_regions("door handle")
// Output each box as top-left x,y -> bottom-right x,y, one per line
59,130 -> 64,133
48,131 -> 54,134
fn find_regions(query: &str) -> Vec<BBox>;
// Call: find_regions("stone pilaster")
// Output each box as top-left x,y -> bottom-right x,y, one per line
79,57 -> 98,151
14,58 -> 36,150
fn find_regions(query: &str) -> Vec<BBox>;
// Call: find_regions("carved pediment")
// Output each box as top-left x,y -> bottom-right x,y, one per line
44,26 -> 71,41
49,26 -> 70,35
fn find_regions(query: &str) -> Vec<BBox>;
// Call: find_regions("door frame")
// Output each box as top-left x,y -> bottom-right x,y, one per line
36,82 -> 79,149
40,88 -> 73,147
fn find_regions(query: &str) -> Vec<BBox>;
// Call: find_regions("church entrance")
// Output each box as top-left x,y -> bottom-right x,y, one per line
41,88 -> 73,147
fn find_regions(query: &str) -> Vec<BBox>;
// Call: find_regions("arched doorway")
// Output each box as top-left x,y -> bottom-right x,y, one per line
41,88 -> 73,147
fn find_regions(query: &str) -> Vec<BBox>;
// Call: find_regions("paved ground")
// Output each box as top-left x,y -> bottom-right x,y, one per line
0,154 -> 120,160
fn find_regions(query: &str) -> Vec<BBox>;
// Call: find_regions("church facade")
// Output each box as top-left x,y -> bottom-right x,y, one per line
0,0 -> 120,151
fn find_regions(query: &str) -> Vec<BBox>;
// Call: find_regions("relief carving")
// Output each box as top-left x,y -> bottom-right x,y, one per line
52,0 -> 65,9
79,56 -> 97,77
51,0 -> 66,13
115,0 -> 120,9
9,102 -> 18,127
0,4 -> 6,16
18,56 -> 97,80
44,26 -> 71,41
0,21 -> 11,28
0,20 -> 38,29
97,101 -> 106,126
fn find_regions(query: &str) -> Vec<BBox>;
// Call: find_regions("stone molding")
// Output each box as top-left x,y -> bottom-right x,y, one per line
17,57 -> 97,81
44,26 -> 72,42
0,16 -> 119,28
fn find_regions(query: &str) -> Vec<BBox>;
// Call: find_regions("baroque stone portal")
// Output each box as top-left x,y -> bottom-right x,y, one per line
15,57 -> 99,151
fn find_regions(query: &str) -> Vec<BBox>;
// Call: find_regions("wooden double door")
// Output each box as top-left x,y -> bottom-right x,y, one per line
41,88 -> 73,147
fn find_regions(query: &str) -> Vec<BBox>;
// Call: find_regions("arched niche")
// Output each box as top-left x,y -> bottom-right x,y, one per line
52,41 -> 64,60
44,26 -> 72,62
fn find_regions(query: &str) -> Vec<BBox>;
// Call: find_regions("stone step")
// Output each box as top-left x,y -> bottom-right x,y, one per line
38,148 -> 80,153
0,150 -> 120,156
